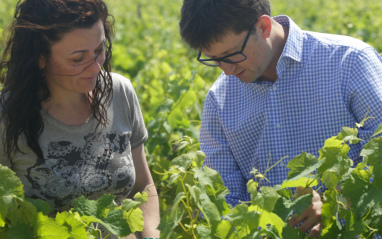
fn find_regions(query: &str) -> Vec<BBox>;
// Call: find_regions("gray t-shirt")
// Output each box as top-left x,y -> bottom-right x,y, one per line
0,72 -> 148,213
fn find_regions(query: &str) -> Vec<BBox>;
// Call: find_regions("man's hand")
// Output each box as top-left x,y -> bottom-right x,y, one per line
289,187 -> 322,238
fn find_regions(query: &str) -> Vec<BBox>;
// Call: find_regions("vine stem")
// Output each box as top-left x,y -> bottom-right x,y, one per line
179,172 -> 198,237
178,221 -> 191,236
365,223 -> 378,239
337,201 -> 347,209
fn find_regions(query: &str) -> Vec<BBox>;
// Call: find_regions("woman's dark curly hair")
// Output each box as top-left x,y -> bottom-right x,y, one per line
0,0 -> 114,159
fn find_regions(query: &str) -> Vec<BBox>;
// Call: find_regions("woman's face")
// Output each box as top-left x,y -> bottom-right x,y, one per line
40,20 -> 106,97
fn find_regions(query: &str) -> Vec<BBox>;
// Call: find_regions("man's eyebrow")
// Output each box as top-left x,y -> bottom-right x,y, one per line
205,45 -> 240,58
70,39 -> 106,55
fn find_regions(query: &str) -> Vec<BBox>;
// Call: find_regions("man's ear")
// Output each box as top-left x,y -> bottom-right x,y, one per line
39,55 -> 46,69
256,15 -> 272,38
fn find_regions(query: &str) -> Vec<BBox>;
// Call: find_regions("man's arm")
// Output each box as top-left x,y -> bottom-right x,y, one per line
200,93 -> 251,206
124,144 -> 160,239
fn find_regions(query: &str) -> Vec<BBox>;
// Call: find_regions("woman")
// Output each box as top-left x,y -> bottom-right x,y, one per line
0,0 -> 160,238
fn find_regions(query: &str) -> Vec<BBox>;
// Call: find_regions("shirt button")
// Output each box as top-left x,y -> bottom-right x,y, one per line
272,85 -> 277,90
280,162 -> 285,167
276,123 -> 281,128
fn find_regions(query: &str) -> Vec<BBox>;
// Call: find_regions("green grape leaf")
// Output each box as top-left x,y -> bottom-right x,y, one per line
121,199 -> 141,211
0,165 -> 25,227
170,192 -> 187,222
279,177 -> 318,189
36,212 -> 71,239
0,195 -> 13,227
277,189 -> 293,198
354,181 -> 382,220
195,225 -> 213,239
322,171 -> 339,190
341,167 -> 369,216
7,223 -> 34,239
0,165 -> 24,199
124,207 -> 144,233
317,137 -> 353,186
364,203 -> 382,235
73,194 -> 142,237
360,137 -> 382,180
228,204 -> 261,238
215,220 -> 236,239
186,184 -> 201,207
192,166 -> 231,216
158,212 -> 183,239
171,153 -> 194,169
281,225 -> 305,239
320,221 -> 342,239
9,199 -> 38,227
73,194 -> 115,218
318,137 -> 350,161
273,194 -> 312,221
286,152 -> 317,179
193,166 -> 226,192
336,127 -> 360,144
247,179 -> 259,193
201,201 -> 221,225
261,225 -> 282,239
242,230 -> 262,239
176,140 -> 189,151
371,123 -> 382,137
195,150 -> 206,168
133,191 -> 149,205
251,186 -> 279,212
339,207 -> 368,237
285,159 -> 324,183
25,198 -> 52,215
81,209 -> 134,237
250,205 -> 284,237
321,190 -> 338,227
55,211 -> 88,238
341,166 -> 382,219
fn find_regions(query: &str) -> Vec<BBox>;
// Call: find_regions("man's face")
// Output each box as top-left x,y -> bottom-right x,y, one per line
200,18 -> 274,83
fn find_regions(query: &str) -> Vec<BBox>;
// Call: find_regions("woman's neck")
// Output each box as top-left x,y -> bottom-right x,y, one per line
42,93 -> 93,126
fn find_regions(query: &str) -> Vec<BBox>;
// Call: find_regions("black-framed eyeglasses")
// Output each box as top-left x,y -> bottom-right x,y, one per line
197,24 -> 254,67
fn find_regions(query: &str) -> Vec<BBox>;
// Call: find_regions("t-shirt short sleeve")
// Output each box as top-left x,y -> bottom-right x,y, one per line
110,72 -> 148,149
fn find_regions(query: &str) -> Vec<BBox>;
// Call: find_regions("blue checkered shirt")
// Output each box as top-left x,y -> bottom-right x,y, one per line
200,15 -> 382,210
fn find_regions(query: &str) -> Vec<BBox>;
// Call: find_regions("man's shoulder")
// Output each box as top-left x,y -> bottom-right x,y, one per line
209,73 -> 244,93
304,30 -> 371,52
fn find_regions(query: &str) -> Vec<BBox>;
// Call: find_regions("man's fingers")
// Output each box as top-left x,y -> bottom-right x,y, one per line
288,209 -> 308,228
307,223 -> 321,238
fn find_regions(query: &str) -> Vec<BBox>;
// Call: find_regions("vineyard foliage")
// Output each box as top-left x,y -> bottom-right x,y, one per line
1,0 -> 382,238
0,164 -> 148,238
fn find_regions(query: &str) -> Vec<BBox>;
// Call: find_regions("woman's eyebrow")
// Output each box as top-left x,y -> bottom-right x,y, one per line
70,39 -> 106,55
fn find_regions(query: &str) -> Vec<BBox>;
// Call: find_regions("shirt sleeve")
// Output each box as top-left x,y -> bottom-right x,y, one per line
126,82 -> 148,149
346,47 -> 382,162
200,91 -> 251,206
112,73 -> 148,149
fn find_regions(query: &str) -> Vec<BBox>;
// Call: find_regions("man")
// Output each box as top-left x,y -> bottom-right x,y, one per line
179,0 -> 382,237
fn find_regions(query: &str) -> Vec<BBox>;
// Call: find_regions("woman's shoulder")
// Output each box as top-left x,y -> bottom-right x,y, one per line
108,72 -> 138,104
109,72 -> 133,89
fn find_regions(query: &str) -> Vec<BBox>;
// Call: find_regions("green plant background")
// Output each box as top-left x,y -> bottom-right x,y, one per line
1,0 -> 382,237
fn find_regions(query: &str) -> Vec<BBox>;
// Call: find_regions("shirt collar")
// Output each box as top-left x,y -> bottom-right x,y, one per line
273,15 -> 304,63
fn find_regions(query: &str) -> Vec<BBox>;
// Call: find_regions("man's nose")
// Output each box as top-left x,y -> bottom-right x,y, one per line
219,62 -> 237,76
